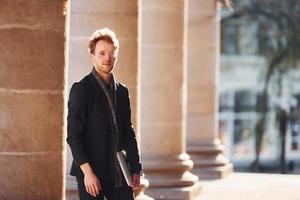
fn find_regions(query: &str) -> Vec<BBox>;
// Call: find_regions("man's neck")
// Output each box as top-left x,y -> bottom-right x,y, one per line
95,69 -> 112,84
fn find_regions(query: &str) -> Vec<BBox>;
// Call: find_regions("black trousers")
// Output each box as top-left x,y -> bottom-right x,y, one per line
76,177 -> 135,200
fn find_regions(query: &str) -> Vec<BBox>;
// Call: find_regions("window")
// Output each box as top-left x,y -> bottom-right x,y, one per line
234,90 -> 256,112
221,24 -> 239,55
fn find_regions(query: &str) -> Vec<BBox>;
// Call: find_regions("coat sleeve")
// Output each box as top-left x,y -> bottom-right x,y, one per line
122,87 -> 143,175
66,82 -> 89,167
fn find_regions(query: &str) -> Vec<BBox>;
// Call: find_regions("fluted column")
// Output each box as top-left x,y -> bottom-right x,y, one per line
0,1 -> 66,200
186,0 -> 233,179
67,0 -> 152,199
138,0 -> 201,199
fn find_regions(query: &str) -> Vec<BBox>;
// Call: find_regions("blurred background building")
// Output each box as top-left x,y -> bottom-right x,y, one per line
219,0 -> 300,173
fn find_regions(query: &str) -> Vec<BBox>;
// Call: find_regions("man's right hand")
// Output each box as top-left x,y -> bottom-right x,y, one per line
80,163 -> 101,197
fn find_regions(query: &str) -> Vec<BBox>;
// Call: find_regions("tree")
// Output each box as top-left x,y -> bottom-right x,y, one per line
221,0 -> 300,171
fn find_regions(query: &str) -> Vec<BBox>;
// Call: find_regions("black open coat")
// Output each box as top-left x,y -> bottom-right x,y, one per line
67,72 -> 142,181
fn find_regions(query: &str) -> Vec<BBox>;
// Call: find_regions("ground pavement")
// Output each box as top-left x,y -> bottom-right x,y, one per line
195,173 -> 300,200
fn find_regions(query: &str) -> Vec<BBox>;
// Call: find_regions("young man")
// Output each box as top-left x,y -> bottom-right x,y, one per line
67,28 -> 142,200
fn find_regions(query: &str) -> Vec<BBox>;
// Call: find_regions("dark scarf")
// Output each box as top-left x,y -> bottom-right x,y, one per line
92,67 -> 123,187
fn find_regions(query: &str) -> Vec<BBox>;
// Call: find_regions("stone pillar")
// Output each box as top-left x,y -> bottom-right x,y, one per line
0,1 -> 66,200
67,1 -> 152,199
138,0 -> 201,199
186,0 -> 233,179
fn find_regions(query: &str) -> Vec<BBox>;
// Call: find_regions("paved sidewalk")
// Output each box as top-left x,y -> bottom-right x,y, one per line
67,173 -> 300,200
195,173 -> 300,200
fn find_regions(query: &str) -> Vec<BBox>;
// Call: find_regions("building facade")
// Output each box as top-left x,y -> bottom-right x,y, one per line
219,13 -> 300,170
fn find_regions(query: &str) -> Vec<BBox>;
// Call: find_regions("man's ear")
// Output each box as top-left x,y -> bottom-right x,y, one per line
89,53 -> 95,60
89,53 -> 95,64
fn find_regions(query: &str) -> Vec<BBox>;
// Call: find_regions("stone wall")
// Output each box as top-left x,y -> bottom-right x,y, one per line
0,1 -> 66,199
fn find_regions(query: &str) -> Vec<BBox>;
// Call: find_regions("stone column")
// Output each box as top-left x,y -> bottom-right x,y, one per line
138,0 -> 201,199
67,0 -> 152,199
186,0 -> 233,179
0,1 -> 66,200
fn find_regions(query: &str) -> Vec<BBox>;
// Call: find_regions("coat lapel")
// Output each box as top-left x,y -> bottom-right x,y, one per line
88,73 -> 110,108
115,81 -> 122,132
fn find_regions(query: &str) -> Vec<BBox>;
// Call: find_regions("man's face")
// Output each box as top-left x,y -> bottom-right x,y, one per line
91,40 -> 117,75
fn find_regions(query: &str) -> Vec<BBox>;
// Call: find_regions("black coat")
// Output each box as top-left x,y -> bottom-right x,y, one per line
67,72 -> 142,181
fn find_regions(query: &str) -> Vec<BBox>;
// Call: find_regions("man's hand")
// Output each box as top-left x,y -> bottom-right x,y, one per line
131,173 -> 140,190
84,171 -> 101,197
80,163 -> 101,197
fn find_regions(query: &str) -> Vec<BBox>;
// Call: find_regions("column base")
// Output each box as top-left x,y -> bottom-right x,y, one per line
146,182 -> 202,200
136,192 -> 155,200
144,153 -> 199,187
134,176 -> 155,200
143,153 -> 202,199
188,140 -> 233,179
192,163 -> 233,179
